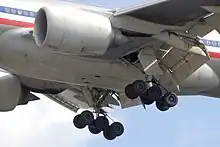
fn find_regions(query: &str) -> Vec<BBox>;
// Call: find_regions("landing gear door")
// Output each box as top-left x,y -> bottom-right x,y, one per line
138,47 -> 164,76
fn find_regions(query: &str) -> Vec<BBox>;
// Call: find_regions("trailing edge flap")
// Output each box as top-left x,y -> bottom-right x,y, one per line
202,6 -> 220,14
159,46 -> 209,87
201,6 -> 220,33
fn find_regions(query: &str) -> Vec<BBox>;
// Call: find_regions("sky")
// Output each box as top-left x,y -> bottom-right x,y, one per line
1,0 -> 220,147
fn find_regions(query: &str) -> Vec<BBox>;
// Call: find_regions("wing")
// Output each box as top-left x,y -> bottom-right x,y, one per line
115,0 -> 218,25
113,0 -> 220,36
111,0 -> 220,87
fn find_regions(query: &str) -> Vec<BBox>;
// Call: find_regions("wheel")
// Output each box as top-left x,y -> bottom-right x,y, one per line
156,100 -> 169,111
80,110 -> 94,125
125,84 -> 138,99
73,115 -> 86,129
110,122 -> 124,137
88,125 -> 101,134
94,116 -> 109,131
147,85 -> 162,101
132,80 -> 147,95
103,127 -> 116,140
140,95 -> 154,105
163,92 -> 178,107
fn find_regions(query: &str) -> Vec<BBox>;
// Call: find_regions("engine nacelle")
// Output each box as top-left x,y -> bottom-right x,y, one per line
0,74 -> 39,112
34,6 -> 127,55
0,74 -> 22,111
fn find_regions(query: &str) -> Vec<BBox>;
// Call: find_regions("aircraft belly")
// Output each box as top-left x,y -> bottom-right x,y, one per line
198,59 -> 220,98
179,63 -> 219,93
0,28 -> 218,94
0,28 -> 144,91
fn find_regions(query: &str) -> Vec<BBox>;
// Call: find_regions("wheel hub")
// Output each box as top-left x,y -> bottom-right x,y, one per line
136,83 -> 145,91
169,96 -> 175,101
164,92 -> 178,107
133,80 -> 147,94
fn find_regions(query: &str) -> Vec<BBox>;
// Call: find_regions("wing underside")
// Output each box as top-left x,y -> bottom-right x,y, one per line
110,0 -> 220,108
115,0 -> 220,26
45,0 -> 217,110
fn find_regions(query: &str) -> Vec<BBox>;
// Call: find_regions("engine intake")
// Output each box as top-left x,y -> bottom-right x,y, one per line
34,7 -> 126,55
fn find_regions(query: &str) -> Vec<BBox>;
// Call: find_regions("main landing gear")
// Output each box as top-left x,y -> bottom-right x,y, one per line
125,78 -> 178,111
73,110 -> 124,140
73,88 -> 124,140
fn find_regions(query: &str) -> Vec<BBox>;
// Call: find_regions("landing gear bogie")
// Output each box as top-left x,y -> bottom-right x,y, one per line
103,128 -> 117,140
124,78 -> 179,111
125,80 -> 149,99
140,95 -> 154,105
88,125 -> 101,134
103,122 -> 124,140
74,87 -> 125,140
147,85 -> 162,101
125,79 -> 163,101
73,110 -> 124,140
73,111 -> 94,129
80,110 -> 94,125
132,80 -> 147,95
156,100 -> 170,112
125,84 -> 138,100
110,122 -> 124,137
94,116 -> 109,131
73,115 -> 87,129
163,92 -> 178,107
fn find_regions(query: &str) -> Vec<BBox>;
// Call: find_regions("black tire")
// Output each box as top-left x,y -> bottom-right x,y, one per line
88,125 -> 101,134
81,111 -> 94,126
125,84 -> 138,99
73,115 -> 86,129
156,100 -> 169,112
140,95 -> 154,105
110,122 -> 124,137
147,86 -> 162,101
132,80 -> 147,95
94,116 -> 109,131
163,92 -> 178,107
103,127 -> 116,140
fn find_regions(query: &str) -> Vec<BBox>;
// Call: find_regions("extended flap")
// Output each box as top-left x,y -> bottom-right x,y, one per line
159,46 -> 210,86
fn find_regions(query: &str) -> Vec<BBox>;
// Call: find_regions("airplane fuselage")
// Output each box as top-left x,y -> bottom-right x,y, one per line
0,0 -> 220,98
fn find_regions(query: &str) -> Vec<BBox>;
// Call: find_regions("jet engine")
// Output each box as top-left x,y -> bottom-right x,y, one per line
0,74 -> 39,112
34,6 -> 128,55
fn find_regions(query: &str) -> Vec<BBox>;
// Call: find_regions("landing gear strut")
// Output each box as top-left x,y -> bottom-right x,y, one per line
125,78 -> 178,111
73,88 -> 124,140
73,110 -> 124,140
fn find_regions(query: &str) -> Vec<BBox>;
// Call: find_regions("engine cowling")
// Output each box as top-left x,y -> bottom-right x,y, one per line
0,74 -> 39,112
34,6 -> 127,55
0,74 -> 22,111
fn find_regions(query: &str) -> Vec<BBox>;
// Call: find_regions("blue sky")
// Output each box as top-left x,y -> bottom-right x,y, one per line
1,0 -> 220,147
92,96 -> 220,147
71,0 -> 146,8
